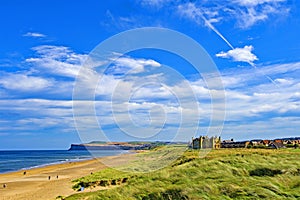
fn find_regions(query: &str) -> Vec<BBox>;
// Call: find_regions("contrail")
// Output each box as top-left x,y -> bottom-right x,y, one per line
200,14 -> 234,50
265,75 -> 278,87
200,13 -> 278,86
251,63 -> 279,87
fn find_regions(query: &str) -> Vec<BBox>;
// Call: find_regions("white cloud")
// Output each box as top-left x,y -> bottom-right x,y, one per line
0,99 -> 75,134
26,46 -> 161,78
0,74 -> 53,91
96,75 -> 126,96
103,10 -> 141,31
0,45 -> 94,98
216,45 -> 258,65
136,0 -> 290,65
23,32 -> 46,38
259,61 -> 300,76
26,45 -> 87,78
236,4 -> 289,29
234,0 -> 287,7
111,56 -> 161,74
238,7 -> 268,28
1,40 -> 300,141
130,84 -> 174,100
169,0 -> 290,29
221,116 -> 300,141
26,57 -> 81,77
225,0 -> 290,29
178,3 -> 234,49
140,0 -> 171,8
30,45 -> 87,62
274,78 -> 293,85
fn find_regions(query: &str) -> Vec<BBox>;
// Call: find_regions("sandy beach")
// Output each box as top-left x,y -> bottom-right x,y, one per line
0,153 -> 135,200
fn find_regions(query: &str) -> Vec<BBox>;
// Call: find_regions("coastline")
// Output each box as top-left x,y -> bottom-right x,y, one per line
0,157 -> 93,175
0,149 -> 130,175
0,152 -> 136,200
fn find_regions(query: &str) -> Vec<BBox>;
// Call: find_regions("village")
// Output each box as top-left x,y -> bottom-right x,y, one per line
191,136 -> 300,149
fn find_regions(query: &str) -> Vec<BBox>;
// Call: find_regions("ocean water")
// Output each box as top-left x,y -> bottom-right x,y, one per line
0,150 -> 127,174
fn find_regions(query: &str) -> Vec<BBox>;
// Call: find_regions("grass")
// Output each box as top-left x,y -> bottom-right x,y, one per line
66,147 -> 300,200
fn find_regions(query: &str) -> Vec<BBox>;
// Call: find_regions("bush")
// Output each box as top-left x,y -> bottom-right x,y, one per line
140,189 -> 189,200
249,168 -> 282,177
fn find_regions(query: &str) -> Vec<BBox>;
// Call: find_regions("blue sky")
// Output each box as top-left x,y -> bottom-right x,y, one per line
1,0 -> 300,149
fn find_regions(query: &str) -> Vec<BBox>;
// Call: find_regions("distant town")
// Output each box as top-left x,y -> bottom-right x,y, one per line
69,136 -> 300,151
191,136 -> 300,149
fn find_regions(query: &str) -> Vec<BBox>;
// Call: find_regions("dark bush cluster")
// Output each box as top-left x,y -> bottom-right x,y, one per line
249,168 -> 282,177
139,189 -> 189,200
72,177 -> 129,191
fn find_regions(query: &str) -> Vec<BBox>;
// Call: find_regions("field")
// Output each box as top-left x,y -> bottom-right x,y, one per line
64,147 -> 300,200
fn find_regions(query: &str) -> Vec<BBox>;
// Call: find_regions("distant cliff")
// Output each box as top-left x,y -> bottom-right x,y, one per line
68,141 -> 187,151
68,142 -> 154,151
68,144 -> 123,150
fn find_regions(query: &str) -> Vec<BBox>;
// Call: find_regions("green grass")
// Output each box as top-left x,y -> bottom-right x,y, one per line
66,148 -> 300,200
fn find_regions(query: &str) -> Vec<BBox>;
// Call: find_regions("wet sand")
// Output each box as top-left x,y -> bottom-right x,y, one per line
0,153 -> 135,200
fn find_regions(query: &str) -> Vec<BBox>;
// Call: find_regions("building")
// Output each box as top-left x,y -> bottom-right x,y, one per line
192,136 -> 221,149
221,141 -> 250,148
250,139 -> 264,146
269,141 -> 285,149
262,140 -> 271,146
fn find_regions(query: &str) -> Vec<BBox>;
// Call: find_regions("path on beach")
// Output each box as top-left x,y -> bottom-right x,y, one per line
0,153 -> 134,200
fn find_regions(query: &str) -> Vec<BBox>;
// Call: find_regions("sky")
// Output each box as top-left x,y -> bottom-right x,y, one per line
0,0 -> 300,149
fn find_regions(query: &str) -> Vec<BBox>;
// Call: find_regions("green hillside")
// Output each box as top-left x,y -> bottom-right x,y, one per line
65,147 -> 300,200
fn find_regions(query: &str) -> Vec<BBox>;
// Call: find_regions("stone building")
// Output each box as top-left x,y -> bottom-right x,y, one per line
192,136 -> 221,149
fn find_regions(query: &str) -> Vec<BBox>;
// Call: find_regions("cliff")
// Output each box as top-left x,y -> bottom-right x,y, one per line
68,143 -> 153,151
68,141 -> 188,151
68,144 -> 123,150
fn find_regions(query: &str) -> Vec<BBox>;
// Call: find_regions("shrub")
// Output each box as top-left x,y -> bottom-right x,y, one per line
249,168 -> 282,176
140,189 -> 189,200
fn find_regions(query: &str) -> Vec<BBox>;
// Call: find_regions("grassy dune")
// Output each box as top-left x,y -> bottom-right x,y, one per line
65,147 -> 300,200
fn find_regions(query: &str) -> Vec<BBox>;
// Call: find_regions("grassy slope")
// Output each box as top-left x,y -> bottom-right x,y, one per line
65,148 -> 300,200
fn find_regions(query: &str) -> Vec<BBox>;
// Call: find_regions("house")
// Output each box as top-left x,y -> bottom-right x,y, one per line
269,141 -> 285,149
274,139 -> 283,143
192,136 -> 221,149
250,139 -> 263,146
223,139 -> 234,143
262,140 -> 271,146
221,141 -> 250,148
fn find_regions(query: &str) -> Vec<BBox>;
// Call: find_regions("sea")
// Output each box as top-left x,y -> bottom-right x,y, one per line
0,150 -> 127,174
